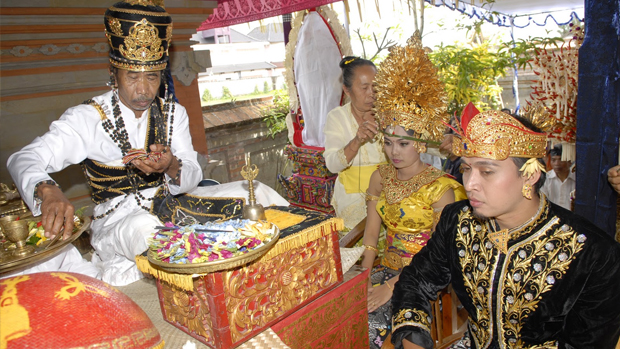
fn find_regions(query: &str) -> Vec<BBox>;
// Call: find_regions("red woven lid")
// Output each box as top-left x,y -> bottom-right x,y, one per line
0,272 -> 163,349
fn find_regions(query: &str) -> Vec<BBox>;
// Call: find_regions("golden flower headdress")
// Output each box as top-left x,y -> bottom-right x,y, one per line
451,103 -> 548,160
373,32 -> 448,145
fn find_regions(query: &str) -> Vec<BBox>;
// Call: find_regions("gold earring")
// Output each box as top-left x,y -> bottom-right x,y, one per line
522,183 -> 533,200
413,141 -> 427,153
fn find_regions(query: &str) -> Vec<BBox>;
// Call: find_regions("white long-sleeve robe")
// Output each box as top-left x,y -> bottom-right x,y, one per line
6,90 -> 203,285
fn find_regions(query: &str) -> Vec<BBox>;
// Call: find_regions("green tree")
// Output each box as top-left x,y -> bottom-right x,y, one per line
429,42 -> 510,115
260,89 -> 290,138
429,35 -> 563,116
263,81 -> 270,94
201,88 -> 213,102
253,85 -> 260,95
222,86 -> 233,100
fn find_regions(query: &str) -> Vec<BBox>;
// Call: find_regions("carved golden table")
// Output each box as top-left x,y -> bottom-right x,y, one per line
137,206 -> 345,349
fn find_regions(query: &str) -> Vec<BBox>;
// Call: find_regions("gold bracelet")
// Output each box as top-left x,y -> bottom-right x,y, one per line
363,245 -> 378,253
365,191 -> 380,202
385,281 -> 393,291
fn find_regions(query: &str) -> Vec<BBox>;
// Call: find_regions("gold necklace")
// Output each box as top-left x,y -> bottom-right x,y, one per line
488,196 -> 547,253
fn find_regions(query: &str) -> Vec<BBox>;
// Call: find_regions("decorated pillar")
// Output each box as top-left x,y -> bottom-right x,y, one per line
575,0 -> 620,235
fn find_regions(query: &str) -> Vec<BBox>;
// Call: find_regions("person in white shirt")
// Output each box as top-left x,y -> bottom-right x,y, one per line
541,145 -> 575,210
5,1 -> 200,285
323,57 -> 386,230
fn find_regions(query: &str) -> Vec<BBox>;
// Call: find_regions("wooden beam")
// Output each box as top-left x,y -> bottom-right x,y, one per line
0,63 -> 109,77
0,86 -> 109,102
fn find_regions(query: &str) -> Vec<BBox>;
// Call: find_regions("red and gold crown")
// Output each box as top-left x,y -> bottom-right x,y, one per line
451,103 -> 547,160
373,32 -> 448,144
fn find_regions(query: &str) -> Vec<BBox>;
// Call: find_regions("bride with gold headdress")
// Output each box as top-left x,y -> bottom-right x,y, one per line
360,33 -> 467,348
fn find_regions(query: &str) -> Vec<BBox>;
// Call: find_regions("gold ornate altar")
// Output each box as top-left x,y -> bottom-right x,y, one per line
0,183 -> 31,218
137,206 -> 346,349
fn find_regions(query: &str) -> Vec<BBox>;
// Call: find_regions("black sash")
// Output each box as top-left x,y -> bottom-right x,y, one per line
150,187 -> 245,225
80,98 -> 166,204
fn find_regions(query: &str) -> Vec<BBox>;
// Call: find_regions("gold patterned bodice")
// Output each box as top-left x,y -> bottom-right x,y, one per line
376,164 -> 466,269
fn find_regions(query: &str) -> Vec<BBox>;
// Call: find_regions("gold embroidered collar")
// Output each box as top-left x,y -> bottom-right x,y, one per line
379,164 -> 444,204
487,195 -> 549,253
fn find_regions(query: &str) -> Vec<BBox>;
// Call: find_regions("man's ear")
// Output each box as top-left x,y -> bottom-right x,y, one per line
524,168 -> 542,186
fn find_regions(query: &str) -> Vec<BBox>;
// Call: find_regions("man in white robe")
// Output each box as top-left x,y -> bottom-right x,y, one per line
6,1 -> 201,286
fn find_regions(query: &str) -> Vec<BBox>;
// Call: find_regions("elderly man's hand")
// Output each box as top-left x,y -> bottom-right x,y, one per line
608,165 -> 620,194
132,144 -> 180,179
38,183 -> 74,239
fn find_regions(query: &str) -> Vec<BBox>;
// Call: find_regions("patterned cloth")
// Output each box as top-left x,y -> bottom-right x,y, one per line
368,266 -> 399,349
369,164 -> 466,348
446,331 -> 471,349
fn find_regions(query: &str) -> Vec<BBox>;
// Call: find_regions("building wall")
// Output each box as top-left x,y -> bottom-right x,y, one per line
498,70 -> 541,113
0,0 -> 215,198
204,119 -> 291,197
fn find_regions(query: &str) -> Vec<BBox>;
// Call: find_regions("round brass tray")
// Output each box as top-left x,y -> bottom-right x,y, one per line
0,216 -> 91,275
147,225 -> 280,274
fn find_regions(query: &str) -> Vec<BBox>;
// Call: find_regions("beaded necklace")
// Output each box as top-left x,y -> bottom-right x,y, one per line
94,90 -> 175,220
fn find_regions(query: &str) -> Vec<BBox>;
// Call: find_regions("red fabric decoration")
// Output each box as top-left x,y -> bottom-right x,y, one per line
199,0 -> 342,31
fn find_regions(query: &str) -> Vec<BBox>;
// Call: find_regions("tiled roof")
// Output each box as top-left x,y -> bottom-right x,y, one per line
229,28 -> 263,43
247,24 -> 285,43
202,96 -> 273,130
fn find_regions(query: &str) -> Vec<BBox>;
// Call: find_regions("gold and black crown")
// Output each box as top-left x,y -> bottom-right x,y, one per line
104,0 -> 172,72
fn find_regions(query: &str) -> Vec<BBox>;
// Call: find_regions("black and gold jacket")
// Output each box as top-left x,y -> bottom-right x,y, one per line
391,198 -> 620,349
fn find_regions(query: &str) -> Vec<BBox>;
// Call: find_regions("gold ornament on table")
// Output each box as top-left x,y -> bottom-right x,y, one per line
0,183 -> 31,218
2,220 -> 34,257
241,154 -> 266,221
0,214 -> 20,243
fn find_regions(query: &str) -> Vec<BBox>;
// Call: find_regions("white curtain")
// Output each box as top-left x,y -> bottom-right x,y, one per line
294,12 -> 343,147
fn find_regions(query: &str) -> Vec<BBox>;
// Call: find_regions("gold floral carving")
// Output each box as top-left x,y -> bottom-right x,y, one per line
455,207 -> 498,348
392,308 -> 431,333
120,18 -> 165,62
275,275 -> 367,348
108,17 -> 123,36
160,278 -> 214,345
223,236 -> 339,343
498,219 -> 585,348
